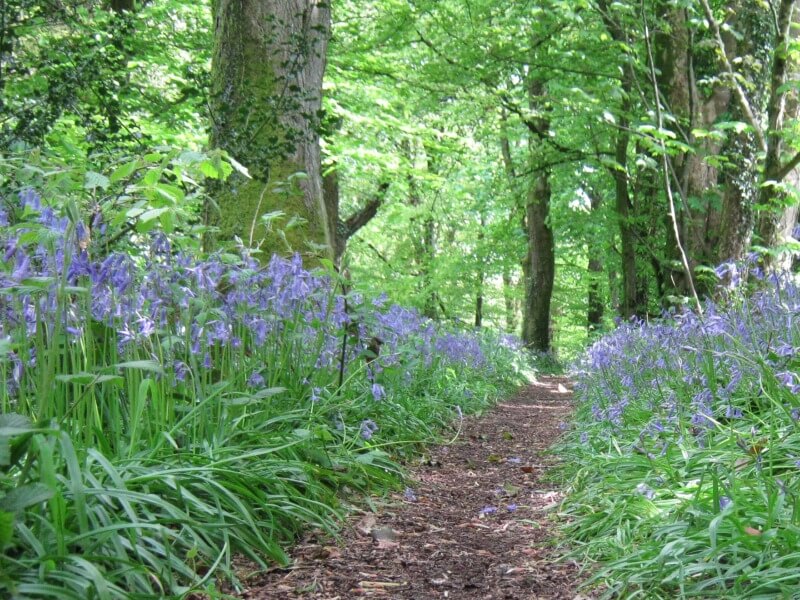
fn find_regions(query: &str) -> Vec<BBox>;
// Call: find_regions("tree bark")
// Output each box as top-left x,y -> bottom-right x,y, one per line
523,171 -> 554,351
586,189 -> 604,333
110,0 -> 135,12
474,213 -> 486,328
207,0 -> 333,263
519,72 -> 555,353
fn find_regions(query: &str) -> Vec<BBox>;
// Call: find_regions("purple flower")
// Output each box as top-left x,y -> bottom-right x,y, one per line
151,232 -> 171,256
19,189 -> 41,212
635,483 -> 655,500
725,405 -> 743,419
479,506 -> 497,515
404,487 -> 418,502
247,371 -> 265,388
776,371 -> 800,394
360,419 -> 379,440
719,496 -> 732,511
173,361 -> 189,382
371,383 -> 385,401
506,504 -> 517,512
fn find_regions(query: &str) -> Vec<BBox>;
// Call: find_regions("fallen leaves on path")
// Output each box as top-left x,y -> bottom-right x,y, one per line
239,377 -> 584,599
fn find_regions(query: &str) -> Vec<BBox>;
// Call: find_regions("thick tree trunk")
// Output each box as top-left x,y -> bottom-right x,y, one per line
717,3 -> 773,263
110,0 -> 135,12
207,0 -> 333,262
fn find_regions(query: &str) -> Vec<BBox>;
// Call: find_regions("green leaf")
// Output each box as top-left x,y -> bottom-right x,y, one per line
113,360 -> 165,374
0,510 -> 13,548
138,207 -> 170,223
109,160 -> 139,183
55,373 -> 124,385
0,483 -> 54,513
84,171 -> 110,190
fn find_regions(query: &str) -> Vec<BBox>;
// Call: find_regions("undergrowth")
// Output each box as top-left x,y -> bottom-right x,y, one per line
560,263 -> 800,599
0,189 -> 531,598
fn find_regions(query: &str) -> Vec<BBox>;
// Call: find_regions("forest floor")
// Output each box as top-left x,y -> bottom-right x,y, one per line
239,377 -> 585,599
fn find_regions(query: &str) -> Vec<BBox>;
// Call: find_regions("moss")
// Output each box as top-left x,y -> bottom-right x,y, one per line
214,162 -> 330,264
207,0 -> 332,266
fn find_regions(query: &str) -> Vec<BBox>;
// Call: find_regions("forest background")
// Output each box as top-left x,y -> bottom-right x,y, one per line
3,1 -> 800,597
8,0 -> 800,360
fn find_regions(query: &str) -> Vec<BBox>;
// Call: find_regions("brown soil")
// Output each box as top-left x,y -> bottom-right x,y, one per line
239,377 -> 584,599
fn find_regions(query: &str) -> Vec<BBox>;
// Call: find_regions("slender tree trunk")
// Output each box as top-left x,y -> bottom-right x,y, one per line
502,270 -> 517,333
598,0 -> 647,318
611,105 -> 642,319
520,73 -> 555,352
586,189 -> 604,333
405,141 -> 438,318
474,214 -> 486,328
523,172 -> 554,351
499,120 -> 523,335
207,0 -> 333,263
756,1 -> 799,259
474,277 -> 484,328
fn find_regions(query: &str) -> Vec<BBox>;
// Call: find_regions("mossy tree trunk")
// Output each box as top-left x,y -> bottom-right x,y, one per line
207,0 -> 333,263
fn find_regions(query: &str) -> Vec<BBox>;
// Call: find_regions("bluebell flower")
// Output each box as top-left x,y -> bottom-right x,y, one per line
635,483 -> 655,500
247,371 -> 265,388
174,361 -> 189,382
777,371 -> 800,394
360,419 -> 378,440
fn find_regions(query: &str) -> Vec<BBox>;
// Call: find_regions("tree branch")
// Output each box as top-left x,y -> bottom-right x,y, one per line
342,182 -> 390,241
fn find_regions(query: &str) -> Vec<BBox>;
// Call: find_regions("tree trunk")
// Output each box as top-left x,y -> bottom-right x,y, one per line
474,214 -> 486,328
586,189 -> 604,333
519,72 -> 555,353
523,171 -> 554,352
110,0 -> 135,12
502,270 -> 517,333
611,108 -> 642,319
597,0 -> 647,318
499,122 -> 523,335
207,0 -> 333,263
756,0 -> 799,259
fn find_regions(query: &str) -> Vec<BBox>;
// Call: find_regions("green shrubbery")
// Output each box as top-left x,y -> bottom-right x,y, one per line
0,183 -> 530,598
561,266 -> 800,598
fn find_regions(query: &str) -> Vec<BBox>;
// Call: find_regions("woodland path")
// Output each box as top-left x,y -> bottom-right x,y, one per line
240,377 -> 583,599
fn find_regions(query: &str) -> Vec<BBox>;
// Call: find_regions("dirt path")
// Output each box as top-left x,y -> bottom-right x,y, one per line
241,377 -> 582,599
